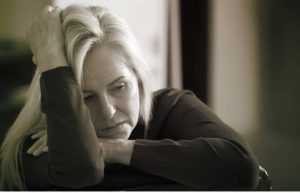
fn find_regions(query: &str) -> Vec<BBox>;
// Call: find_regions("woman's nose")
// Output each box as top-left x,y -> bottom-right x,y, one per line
98,96 -> 116,120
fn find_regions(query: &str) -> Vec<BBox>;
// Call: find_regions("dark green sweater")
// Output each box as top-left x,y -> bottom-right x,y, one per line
22,67 -> 259,190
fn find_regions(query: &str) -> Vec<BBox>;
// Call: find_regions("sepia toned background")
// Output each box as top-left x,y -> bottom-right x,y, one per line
0,0 -> 299,190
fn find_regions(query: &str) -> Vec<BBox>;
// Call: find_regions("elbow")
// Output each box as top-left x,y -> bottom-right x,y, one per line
222,139 -> 260,190
49,159 -> 104,189
73,161 -> 104,188
235,154 -> 260,190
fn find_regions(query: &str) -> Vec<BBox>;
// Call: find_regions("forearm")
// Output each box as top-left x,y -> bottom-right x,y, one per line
41,67 -> 104,188
137,89 -> 259,189
130,138 -> 259,190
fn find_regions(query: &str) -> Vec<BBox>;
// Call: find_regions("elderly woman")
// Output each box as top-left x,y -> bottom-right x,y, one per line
0,5 -> 260,190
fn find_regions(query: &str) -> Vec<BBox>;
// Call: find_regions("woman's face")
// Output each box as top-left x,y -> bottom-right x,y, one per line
82,44 -> 140,139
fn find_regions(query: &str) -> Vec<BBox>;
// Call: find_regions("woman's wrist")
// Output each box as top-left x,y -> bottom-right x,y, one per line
116,139 -> 135,166
37,53 -> 69,73
99,139 -> 135,166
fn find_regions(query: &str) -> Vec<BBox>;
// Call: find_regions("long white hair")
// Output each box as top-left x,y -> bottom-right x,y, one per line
0,5 -> 153,190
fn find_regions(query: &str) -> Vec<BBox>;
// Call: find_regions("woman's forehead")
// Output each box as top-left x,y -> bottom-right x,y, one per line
82,45 -> 136,90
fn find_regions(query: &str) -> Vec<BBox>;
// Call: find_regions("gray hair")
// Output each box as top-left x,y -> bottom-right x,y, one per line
62,5 -> 153,127
0,5 -> 153,190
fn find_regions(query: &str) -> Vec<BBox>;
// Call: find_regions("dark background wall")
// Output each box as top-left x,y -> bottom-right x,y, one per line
0,0 -> 48,143
0,40 -> 34,143
253,0 -> 300,190
209,0 -> 300,190
258,0 -> 300,136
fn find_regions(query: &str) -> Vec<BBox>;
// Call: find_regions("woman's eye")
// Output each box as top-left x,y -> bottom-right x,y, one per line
84,95 -> 93,101
114,83 -> 127,91
111,82 -> 130,97
116,84 -> 126,90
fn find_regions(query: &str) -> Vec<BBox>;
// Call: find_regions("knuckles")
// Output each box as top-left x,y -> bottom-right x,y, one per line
27,6 -> 65,65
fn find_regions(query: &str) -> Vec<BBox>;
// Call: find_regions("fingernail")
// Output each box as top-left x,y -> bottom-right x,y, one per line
33,151 -> 39,156
27,148 -> 33,154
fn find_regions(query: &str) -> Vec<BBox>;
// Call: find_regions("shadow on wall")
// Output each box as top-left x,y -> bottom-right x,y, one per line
0,38 -> 34,143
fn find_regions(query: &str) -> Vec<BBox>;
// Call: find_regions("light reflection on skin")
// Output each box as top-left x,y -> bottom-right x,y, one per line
82,44 -> 140,139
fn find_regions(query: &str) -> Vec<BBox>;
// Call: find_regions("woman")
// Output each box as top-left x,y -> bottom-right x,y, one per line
0,5 -> 260,190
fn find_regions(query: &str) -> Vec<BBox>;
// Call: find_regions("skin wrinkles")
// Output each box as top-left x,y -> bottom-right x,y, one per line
82,43 -> 140,139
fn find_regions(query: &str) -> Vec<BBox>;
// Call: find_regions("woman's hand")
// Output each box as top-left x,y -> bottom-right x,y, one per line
27,129 -> 48,156
27,129 -> 135,166
27,6 -> 68,73
98,138 -> 135,166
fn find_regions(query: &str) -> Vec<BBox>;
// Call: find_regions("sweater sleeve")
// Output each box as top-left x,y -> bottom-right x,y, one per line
130,89 -> 259,190
23,67 -> 104,189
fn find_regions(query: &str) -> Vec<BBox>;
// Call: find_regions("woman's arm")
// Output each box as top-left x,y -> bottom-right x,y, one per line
26,89 -> 260,190
129,89 -> 260,190
24,6 -> 104,189
41,67 -> 104,188
23,67 -> 104,189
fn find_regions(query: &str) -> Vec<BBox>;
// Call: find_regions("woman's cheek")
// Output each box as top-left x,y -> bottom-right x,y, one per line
85,102 -> 98,128
123,91 -> 140,127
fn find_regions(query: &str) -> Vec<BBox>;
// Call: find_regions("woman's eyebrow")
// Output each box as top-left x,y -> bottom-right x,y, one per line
82,76 -> 127,93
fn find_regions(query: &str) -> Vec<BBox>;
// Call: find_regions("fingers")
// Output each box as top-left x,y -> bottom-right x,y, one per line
27,134 -> 46,153
32,56 -> 37,65
27,133 -> 47,156
27,129 -> 48,156
27,4 -> 67,71
44,5 -> 60,13
38,6 -> 58,24
53,6 -> 62,13
32,139 -> 47,156
43,146 -> 49,152
32,5 -> 62,31
45,6 -> 61,18
31,129 -> 47,139
48,6 -> 54,12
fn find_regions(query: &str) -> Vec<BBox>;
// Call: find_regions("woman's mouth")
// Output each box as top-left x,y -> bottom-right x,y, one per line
96,121 -> 129,138
103,122 -> 126,130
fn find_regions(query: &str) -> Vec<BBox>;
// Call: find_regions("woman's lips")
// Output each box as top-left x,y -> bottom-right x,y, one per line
97,122 -> 128,138
103,122 -> 126,131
